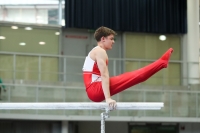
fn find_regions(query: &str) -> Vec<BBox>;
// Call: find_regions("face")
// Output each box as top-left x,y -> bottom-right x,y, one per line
102,34 -> 115,50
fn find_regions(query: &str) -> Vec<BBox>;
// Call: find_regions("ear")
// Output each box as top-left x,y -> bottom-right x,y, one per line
101,36 -> 106,42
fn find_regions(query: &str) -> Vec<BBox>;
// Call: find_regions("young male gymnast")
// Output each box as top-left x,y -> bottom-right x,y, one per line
82,26 -> 173,109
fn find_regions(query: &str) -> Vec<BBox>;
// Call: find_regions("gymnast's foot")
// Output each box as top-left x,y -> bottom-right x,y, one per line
160,48 -> 173,68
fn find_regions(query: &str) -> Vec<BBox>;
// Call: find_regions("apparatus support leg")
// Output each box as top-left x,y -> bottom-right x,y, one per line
101,109 -> 110,133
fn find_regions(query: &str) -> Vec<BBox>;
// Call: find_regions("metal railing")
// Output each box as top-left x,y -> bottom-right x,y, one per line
0,83 -> 199,118
1,51 -> 198,86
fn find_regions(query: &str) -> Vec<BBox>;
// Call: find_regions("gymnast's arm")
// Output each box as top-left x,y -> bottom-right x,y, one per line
96,49 -> 116,109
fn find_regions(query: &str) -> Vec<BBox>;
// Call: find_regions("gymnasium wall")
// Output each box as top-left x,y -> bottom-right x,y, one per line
125,33 -> 181,85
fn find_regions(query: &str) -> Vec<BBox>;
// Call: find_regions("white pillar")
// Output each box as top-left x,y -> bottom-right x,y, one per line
182,0 -> 199,85
62,121 -> 69,133
58,0 -> 63,25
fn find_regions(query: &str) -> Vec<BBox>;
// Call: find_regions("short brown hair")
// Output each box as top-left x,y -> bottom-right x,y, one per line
94,26 -> 117,42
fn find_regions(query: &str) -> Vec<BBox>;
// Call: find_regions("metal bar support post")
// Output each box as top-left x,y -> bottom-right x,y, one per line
101,109 -> 110,133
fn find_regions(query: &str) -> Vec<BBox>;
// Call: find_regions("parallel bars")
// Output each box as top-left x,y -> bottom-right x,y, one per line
0,102 -> 164,133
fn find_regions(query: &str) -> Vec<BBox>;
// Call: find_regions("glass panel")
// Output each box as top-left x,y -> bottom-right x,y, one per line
0,86 -> 10,114
159,92 -> 171,117
117,89 -> 145,116
171,92 -> 191,117
188,93 -> 197,117
37,87 -> 64,115
0,86 -> 9,102
38,87 -> 64,102
41,57 -> 58,82
65,57 -> 85,83
0,3 -> 60,25
9,86 -> 36,114
64,89 -> 90,116
166,63 -> 181,85
0,55 -> 13,80
15,55 -> 39,81
145,91 -> 169,117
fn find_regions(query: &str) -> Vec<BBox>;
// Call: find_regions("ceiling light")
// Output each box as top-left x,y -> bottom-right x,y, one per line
39,42 -> 45,45
16,17 -> 21,21
0,36 -> 6,39
11,26 -> 18,29
25,27 -> 32,30
37,19 -> 44,23
36,16 -> 42,19
0,1 -> 65,5
55,32 -> 60,35
62,19 -> 65,26
159,35 -> 166,41
19,42 -> 26,46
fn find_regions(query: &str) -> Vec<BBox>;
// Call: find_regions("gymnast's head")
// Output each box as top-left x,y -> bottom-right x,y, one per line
94,26 -> 117,42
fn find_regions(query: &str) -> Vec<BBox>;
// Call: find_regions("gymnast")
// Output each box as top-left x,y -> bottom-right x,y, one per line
82,26 -> 173,109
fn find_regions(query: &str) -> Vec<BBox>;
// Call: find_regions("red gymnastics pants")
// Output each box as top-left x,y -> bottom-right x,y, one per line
86,48 -> 173,102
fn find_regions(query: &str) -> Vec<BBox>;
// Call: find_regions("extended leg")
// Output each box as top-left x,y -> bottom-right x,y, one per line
109,48 -> 173,96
